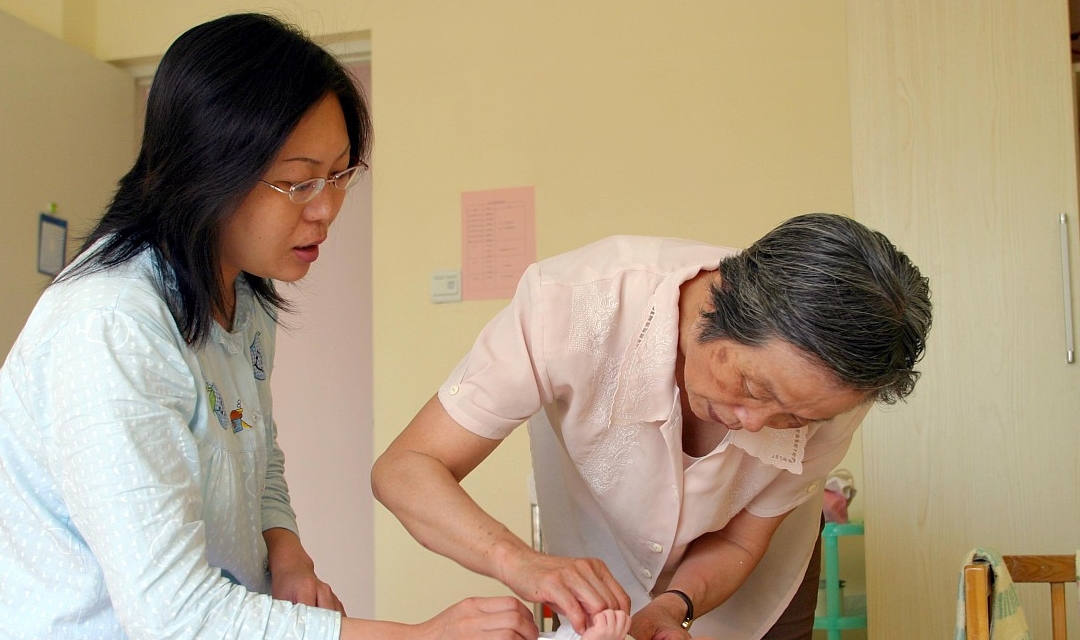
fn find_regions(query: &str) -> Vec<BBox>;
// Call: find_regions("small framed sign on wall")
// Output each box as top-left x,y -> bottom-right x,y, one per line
38,212 -> 67,277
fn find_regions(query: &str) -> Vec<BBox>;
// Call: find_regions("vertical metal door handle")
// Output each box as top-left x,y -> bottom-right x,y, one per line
1060,213 -> 1074,363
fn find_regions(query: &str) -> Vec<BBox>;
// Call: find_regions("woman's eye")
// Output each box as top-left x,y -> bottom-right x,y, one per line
292,180 -> 320,193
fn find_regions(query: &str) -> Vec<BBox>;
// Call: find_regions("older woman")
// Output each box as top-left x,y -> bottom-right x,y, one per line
372,213 -> 931,640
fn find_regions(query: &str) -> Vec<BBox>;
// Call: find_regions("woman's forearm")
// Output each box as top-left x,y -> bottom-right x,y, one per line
370,394 -> 537,585
631,509 -> 789,640
665,509 -> 787,617
371,443 -> 537,584
373,395 -> 630,632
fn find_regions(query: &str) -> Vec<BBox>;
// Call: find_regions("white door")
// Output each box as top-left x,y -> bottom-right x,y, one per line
847,1 -> 1080,638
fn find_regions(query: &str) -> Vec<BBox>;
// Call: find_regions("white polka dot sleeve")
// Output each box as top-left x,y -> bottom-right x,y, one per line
35,306 -> 339,639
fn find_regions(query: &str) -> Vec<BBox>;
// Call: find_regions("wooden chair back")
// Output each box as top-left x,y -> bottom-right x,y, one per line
964,554 -> 1076,640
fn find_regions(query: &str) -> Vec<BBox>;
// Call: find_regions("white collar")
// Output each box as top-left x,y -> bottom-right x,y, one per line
727,427 -> 807,474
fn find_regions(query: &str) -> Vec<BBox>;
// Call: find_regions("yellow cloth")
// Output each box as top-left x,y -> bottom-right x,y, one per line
953,549 -> 1032,640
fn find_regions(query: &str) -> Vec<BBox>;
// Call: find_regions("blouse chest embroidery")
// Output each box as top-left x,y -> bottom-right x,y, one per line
580,421 -> 641,496
612,305 -> 675,424
569,284 -> 621,430
569,283 -> 633,495
570,284 -> 675,496
580,356 -> 621,431
569,284 -> 618,354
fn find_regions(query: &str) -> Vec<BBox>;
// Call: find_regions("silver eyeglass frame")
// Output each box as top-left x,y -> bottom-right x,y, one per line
259,160 -> 369,204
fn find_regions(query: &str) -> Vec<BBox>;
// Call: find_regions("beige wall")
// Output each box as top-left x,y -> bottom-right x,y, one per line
0,9 -> 133,357
0,0 -> 62,38
1,0 -> 864,626
0,0 -> 96,53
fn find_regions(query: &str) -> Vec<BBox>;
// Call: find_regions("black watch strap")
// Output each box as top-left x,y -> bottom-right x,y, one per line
663,589 -> 694,630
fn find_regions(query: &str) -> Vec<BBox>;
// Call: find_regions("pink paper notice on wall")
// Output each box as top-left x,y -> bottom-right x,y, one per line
461,186 -> 536,300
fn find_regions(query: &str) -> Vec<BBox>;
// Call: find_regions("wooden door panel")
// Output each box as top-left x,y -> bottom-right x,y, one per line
847,1 -> 1080,638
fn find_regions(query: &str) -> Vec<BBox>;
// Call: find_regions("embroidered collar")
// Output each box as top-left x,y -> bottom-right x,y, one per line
727,426 -> 807,474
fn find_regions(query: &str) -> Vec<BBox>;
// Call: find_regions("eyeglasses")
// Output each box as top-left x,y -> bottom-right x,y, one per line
259,161 -> 369,204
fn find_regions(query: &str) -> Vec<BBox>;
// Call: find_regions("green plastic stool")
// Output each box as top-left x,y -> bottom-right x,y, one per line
812,522 -> 867,639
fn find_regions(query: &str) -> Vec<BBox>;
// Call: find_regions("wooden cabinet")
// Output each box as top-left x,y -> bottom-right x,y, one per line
847,1 -> 1080,638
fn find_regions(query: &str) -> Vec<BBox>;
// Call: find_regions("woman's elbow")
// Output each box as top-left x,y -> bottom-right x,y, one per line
369,451 -> 397,505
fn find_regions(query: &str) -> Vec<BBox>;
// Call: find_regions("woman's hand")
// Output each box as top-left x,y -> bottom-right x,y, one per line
414,596 -> 538,640
628,594 -> 691,640
270,562 -> 345,613
264,527 -> 345,613
499,550 -> 630,635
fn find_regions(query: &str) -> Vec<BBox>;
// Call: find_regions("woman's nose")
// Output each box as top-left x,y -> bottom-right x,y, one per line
732,406 -> 767,432
303,187 -> 339,223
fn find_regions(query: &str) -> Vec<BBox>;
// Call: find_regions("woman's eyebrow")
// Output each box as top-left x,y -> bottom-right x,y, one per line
280,144 -> 351,165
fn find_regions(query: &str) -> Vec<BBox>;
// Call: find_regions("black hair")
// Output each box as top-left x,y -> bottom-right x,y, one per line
58,13 -> 372,345
699,213 -> 932,403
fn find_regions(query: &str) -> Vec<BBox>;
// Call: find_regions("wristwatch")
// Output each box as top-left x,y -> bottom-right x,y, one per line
663,589 -> 694,630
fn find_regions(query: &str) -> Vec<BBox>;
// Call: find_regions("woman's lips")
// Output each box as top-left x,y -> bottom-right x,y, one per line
707,403 -> 739,429
294,244 -> 320,263
707,403 -> 723,423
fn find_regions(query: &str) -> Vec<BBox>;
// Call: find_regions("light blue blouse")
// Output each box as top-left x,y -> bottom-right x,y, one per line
0,249 -> 340,639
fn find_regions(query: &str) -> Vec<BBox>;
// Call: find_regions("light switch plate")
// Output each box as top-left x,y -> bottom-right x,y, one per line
431,269 -> 461,303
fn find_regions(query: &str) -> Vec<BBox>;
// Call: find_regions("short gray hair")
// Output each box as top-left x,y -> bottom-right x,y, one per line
699,213 -> 932,404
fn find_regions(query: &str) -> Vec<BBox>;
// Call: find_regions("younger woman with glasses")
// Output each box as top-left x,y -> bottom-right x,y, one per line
0,13 -> 535,640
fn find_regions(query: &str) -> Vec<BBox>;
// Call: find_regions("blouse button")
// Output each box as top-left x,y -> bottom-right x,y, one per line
642,569 -> 653,579
806,483 -> 819,494
648,542 -> 663,553
448,385 -> 460,395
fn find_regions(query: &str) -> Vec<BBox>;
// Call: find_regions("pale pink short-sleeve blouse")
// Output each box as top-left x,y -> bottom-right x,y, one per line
439,235 -> 864,640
